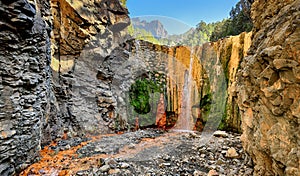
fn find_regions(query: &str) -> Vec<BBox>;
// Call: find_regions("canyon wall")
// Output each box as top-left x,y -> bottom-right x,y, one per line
0,0 -> 130,174
49,0 -> 129,137
166,32 -> 252,132
108,33 -> 251,132
193,32 -> 252,132
0,0 -> 52,174
1,0 -> 298,175
237,0 -> 300,175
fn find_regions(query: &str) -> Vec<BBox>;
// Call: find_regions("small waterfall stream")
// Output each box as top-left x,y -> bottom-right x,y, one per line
174,47 -> 195,131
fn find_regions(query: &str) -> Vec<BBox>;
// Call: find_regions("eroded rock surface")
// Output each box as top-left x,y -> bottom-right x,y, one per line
49,0 -> 130,137
237,0 -> 300,175
0,0 -> 52,174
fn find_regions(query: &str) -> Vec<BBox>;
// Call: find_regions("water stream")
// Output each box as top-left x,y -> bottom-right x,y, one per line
174,47 -> 195,131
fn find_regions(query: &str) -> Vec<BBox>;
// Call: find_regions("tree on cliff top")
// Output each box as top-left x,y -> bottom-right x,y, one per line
210,0 -> 253,41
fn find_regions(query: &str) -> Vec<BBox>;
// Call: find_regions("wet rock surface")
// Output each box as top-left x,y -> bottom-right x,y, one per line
22,130 -> 253,176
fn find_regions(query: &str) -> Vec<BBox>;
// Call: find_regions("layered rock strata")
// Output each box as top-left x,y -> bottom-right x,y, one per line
0,0 -> 130,174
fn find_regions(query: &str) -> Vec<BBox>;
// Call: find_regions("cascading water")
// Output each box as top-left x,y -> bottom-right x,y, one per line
174,47 -> 195,131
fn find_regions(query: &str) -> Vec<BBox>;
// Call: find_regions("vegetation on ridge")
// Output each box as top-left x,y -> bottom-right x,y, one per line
210,0 -> 253,41
127,24 -> 161,44
182,0 -> 253,45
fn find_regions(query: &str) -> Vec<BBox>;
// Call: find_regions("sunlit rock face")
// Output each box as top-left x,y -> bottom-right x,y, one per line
237,0 -> 300,175
106,33 -> 251,132
50,0 -> 130,136
192,32 -> 252,132
164,32 -> 251,132
0,0 -> 52,174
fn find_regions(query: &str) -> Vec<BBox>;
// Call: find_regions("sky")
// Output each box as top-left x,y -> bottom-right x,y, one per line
127,0 -> 240,34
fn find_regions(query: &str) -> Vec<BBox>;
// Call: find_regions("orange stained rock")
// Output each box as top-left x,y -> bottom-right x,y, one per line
19,134 -> 118,176
156,93 -> 167,129
134,116 -> 139,131
19,132 -> 182,176
1,131 -> 7,139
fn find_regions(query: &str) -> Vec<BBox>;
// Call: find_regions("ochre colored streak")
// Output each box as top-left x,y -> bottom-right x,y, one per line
19,133 -> 178,175
19,134 -> 119,176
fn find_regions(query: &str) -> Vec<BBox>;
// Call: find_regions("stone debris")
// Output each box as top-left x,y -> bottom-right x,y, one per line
207,169 -> 219,176
22,129 -> 253,175
213,131 -> 228,138
225,147 -> 239,158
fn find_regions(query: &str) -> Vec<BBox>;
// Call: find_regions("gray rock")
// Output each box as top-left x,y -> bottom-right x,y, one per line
128,143 -> 136,149
213,131 -> 228,138
99,165 -> 110,172
119,162 -> 130,169
226,147 -> 239,158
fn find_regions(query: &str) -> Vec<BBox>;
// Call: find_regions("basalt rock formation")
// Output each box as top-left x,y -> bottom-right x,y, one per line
163,32 -> 251,132
0,0 -> 53,174
237,0 -> 300,175
0,0 -> 130,174
49,0 -> 129,137
103,33 -> 251,132
193,32 -> 252,132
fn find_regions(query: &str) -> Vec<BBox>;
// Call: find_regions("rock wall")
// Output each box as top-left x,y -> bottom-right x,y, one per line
0,0 -> 130,174
237,0 -> 300,175
2,0 -> 298,174
163,32 -> 251,132
49,0 -> 130,136
0,0 -> 52,174
106,33 -> 251,132
193,32 -> 252,132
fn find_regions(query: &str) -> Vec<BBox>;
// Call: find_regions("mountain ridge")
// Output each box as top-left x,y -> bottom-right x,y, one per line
132,17 -> 168,38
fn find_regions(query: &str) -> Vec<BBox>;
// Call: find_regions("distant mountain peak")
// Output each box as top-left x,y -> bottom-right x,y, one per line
131,17 -> 168,38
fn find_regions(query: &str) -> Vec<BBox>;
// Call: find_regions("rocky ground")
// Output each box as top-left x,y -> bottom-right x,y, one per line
21,130 -> 253,176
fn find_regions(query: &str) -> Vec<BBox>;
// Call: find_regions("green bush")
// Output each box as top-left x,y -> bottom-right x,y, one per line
129,75 -> 164,114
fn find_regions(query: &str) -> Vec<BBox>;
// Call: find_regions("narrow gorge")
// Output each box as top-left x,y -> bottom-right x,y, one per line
0,0 -> 299,175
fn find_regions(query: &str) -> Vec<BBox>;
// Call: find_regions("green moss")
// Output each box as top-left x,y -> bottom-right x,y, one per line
129,79 -> 151,114
129,72 -> 166,114
218,103 -> 228,130
221,43 -> 232,84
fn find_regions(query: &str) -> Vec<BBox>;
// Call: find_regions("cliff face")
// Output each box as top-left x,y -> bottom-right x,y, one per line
193,32 -> 252,132
0,0 -> 52,174
237,0 -> 300,175
0,0 -> 130,174
166,32 -> 252,132
1,0 -> 299,175
105,33 -> 251,132
49,0 -> 130,137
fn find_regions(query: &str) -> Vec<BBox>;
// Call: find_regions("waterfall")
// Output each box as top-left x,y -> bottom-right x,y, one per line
174,47 -> 195,131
